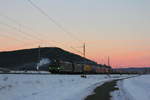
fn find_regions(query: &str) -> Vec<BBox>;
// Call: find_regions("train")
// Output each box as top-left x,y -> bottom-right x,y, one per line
48,60 -> 112,74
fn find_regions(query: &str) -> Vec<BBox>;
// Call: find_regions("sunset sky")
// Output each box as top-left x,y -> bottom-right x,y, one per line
0,0 -> 150,68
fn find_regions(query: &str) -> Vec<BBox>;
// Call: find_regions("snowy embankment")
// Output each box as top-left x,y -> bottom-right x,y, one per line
0,74 -> 129,100
8,71 -> 50,74
111,75 -> 150,100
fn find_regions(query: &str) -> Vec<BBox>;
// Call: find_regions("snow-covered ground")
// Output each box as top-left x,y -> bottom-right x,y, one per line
0,74 -> 129,100
111,75 -> 150,100
8,71 -> 50,74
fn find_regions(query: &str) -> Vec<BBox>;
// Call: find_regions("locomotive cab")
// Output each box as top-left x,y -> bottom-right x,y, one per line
49,59 -> 63,73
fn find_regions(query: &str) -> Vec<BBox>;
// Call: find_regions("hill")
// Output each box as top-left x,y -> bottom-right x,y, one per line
0,47 -> 97,71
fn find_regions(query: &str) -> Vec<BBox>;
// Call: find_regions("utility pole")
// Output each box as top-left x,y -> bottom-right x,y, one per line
108,56 -> 110,66
107,56 -> 111,77
81,43 -> 87,78
38,45 -> 41,61
83,43 -> 85,58
37,45 -> 41,71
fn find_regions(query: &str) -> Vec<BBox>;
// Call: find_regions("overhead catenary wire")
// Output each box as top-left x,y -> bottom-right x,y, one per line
25,0 -> 87,58
0,31 -> 41,51
0,21 -> 84,54
0,30 -> 25,43
70,46 -> 84,56
0,20 -> 64,48
0,13 -> 60,45
0,1 -> 87,59
0,21 -> 53,52
0,20 -> 49,44
0,15 -> 83,54
0,21 -> 41,42
0,24 -> 33,45
26,0 -> 83,43
0,13 -> 80,51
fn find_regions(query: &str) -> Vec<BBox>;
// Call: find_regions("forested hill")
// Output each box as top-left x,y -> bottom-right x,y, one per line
0,47 -> 97,70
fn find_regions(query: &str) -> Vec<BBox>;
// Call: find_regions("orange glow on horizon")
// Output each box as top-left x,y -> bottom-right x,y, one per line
1,39 -> 150,68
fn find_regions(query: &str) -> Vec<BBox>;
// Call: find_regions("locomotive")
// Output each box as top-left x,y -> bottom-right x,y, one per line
48,59 -> 111,74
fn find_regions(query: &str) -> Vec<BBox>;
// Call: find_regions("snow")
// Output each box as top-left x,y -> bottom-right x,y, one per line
0,74 -> 129,100
9,71 -> 50,74
111,75 -> 150,100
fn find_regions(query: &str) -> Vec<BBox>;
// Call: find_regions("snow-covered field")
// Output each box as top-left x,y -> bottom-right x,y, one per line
111,75 -> 150,100
0,74 -> 129,100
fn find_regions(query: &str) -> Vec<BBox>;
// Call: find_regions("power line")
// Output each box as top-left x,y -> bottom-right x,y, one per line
0,20 -> 61,47
0,19 -> 83,55
0,24 -> 34,45
70,46 -> 83,55
0,13 -> 48,44
0,31 -> 25,43
0,2 -> 86,58
25,0 -> 87,58
0,21 -> 40,42
0,13 -> 47,41
0,21 -> 51,52
0,28 -> 34,51
0,13 -> 67,46
0,23 -> 84,59
0,23 -> 83,56
26,0 -> 83,43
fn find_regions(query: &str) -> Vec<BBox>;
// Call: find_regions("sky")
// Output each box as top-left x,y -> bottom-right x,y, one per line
0,0 -> 150,68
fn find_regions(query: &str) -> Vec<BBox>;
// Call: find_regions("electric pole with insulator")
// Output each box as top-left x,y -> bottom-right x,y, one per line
107,56 -> 111,77
83,43 -> 86,58
81,43 -> 87,78
108,56 -> 110,66
38,45 -> 41,61
37,45 -> 41,71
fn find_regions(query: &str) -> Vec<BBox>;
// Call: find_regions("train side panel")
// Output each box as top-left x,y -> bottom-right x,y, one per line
59,61 -> 73,73
74,63 -> 83,73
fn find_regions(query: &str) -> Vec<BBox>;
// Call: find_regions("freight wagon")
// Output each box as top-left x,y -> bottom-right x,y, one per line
48,60 -> 111,74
